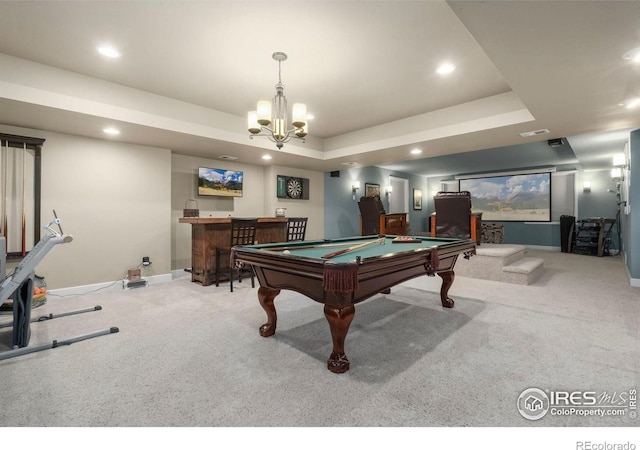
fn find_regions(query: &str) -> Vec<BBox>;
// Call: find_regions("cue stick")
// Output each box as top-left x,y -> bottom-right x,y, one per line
21,143 -> 26,256
322,237 -> 384,259
265,241 -> 361,252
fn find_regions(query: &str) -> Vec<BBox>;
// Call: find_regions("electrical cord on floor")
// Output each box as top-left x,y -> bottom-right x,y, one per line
46,269 -> 133,298
46,279 -> 123,298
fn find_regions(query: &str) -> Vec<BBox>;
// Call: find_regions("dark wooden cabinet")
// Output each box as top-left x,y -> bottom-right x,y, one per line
380,213 -> 408,235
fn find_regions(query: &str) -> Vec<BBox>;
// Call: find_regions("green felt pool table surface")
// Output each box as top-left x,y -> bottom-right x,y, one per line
246,235 -> 466,262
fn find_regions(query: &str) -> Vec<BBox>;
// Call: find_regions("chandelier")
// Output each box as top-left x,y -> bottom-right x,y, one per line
248,52 -> 307,149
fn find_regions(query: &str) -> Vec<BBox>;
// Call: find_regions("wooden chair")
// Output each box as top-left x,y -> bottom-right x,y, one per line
215,218 -> 257,292
430,191 -> 481,244
286,217 -> 308,242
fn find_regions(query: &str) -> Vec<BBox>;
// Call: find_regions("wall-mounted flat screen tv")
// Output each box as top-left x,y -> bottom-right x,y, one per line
198,167 -> 243,197
459,172 -> 551,222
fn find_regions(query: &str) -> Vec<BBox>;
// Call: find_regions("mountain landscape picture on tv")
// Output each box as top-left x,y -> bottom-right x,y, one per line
198,167 -> 243,197
459,172 -> 551,222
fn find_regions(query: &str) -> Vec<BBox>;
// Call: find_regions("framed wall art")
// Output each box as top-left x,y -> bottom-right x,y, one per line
364,183 -> 380,197
198,167 -> 243,197
413,189 -> 422,210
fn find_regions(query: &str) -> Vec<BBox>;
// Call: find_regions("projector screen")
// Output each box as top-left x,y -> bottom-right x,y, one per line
458,172 -> 551,222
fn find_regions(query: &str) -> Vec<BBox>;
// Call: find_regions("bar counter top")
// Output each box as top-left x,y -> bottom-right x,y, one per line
179,217 -> 287,224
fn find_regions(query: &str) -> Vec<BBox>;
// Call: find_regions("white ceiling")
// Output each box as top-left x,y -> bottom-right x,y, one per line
0,0 -> 639,176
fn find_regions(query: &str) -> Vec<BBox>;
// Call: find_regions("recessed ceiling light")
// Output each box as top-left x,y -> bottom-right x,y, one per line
436,63 -> 455,75
262,154 -> 272,160
622,46 -> 640,63
102,127 -> 120,135
410,148 -> 422,155
98,46 -> 121,58
624,98 -> 640,109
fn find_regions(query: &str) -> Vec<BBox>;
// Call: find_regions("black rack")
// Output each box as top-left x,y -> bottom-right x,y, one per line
569,218 -> 616,257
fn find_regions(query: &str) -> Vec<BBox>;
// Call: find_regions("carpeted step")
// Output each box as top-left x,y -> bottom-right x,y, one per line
475,243 -> 525,266
501,257 -> 545,285
454,244 -> 544,285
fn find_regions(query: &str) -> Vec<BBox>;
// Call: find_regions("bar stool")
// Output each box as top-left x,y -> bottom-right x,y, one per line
286,217 -> 308,242
215,218 -> 257,292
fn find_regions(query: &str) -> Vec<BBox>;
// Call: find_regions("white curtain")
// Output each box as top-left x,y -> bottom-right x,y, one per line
1,141 -> 35,255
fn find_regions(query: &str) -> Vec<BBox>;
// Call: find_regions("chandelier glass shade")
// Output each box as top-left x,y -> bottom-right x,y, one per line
248,52 -> 307,149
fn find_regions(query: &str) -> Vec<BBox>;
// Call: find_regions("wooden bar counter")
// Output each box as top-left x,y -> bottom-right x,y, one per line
179,217 -> 287,286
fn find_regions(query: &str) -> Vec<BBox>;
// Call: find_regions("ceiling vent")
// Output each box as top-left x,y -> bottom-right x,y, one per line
547,138 -> 565,148
219,155 -> 239,160
520,129 -> 550,137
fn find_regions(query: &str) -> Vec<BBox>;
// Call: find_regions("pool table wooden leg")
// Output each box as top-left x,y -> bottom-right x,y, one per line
324,304 -> 355,374
258,286 -> 281,337
437,270 -> 455,308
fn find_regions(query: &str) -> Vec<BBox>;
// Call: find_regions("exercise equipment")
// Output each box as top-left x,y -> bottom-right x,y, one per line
0,211 -> 119,360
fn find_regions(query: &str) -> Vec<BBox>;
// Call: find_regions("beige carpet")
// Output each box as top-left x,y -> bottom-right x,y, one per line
0,248 -> 638,434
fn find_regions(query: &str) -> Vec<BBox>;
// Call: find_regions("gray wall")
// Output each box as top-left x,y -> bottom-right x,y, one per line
172,155 -> 325,271
4,119 -> 638,288
1,123 -> 326,291
1,123 -> 173,290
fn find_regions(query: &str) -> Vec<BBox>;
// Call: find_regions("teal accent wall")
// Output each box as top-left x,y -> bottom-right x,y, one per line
626,129 -> 639,280
423,169 -> 623,249
492,222 -> 560,246
324,167 -> 430,239
578,170 -> 621,220
325,134 -> 639,283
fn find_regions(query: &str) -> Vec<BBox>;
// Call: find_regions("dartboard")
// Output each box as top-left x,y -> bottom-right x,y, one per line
286,177 -> 303,199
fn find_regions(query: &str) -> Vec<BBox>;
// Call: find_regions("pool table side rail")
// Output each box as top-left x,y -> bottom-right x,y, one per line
232,239 -> 475,307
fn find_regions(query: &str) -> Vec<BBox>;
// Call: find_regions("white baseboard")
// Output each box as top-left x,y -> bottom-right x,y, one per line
523,245 -> 561,251
172,269 -> 190,279
49,273 -> 173,298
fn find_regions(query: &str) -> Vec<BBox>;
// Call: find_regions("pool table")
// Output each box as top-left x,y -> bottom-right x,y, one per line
231,235 -> 476,373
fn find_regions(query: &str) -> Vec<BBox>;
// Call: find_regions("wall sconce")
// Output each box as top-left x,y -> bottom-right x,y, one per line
352,181 -> 360,200
613,153 -> 626,168
385,185 -> 393,196
611,168 -> 623,181
583,181 -> 591,193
